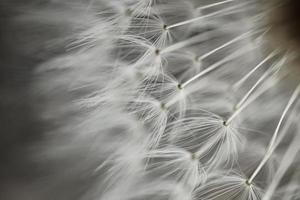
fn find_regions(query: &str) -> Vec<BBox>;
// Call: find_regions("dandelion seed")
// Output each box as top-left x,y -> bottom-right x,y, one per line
145,147 -> 206,189
167,109 -> 243,168
128,96 -> 168,148
194,171 -> 262,200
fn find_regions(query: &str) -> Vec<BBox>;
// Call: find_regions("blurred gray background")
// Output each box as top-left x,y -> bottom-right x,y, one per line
0,1 -> 88,199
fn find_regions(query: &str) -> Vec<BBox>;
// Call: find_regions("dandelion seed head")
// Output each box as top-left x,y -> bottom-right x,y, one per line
19,0 -> 300,199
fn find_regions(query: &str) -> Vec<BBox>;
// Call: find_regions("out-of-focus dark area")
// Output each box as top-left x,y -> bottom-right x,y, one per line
0,1 -> 79,199
0,2 -> 45,199
0,1 -> 102,199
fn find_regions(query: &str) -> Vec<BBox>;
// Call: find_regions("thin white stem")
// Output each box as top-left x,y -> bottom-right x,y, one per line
248,83 -> 300,184
262,132 -> 300,200
235,64 -> 278,109
271,100 -> 300,152
224,94 -> 254,126
162,28 -> 261,56
225,74 -> 283,126
160,30 -> 217,54
181,46 -> 254,88
166,3 -> 246,30
232,51 -> 278,90
196,0 -> 235,10
197,31 -> 259,61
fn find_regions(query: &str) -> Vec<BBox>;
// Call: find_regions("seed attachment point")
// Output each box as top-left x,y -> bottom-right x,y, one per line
245,179 -> 252,186
177,83 -> 183,90
163,24 -> 168,30
155,49 -> 160,55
